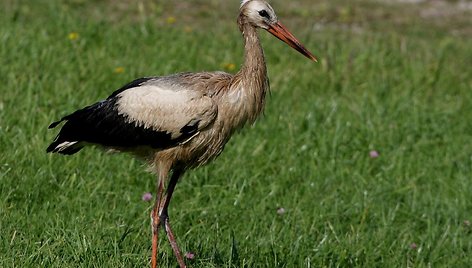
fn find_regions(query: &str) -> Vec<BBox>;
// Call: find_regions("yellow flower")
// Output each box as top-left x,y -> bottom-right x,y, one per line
114,67 -> 125,74
166,16 -> 176,25
68,32 -> 79,41
183,26 -> 193,33
222,63 -> 236,72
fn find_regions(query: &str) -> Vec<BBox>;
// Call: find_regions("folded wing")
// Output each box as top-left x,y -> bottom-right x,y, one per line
47,77 -> 218,155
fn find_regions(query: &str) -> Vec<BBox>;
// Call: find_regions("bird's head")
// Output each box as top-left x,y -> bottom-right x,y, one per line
240,0 -> 317,62
240,0 -> 278,29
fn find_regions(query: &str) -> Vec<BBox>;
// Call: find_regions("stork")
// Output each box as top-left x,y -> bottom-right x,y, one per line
47,0 -> 317,267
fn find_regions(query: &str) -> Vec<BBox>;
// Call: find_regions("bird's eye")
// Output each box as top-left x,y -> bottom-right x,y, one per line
258,10 -> 270,19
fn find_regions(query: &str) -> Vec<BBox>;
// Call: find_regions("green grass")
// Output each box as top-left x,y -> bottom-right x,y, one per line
1,0 -> 472,267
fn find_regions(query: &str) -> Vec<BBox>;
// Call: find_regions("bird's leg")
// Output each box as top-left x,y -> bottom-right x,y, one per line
159,169 -> 186,268
151,169 -> 167,268
164,220 -> 184,267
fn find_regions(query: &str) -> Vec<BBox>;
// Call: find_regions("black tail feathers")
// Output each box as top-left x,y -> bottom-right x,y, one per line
47,117 -> 84,155
46,139 -> 84,155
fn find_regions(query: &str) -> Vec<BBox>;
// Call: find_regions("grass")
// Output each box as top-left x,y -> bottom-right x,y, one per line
1,0 -> 471,267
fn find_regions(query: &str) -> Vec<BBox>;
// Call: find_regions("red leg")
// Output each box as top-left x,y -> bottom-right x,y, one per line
150,167 -> 185,268
151,172 -> 166,268
164,218 -> 186,267
159,169 -> 186,268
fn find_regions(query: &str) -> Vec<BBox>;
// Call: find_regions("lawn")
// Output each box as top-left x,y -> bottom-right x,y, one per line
1,0 -> 471,267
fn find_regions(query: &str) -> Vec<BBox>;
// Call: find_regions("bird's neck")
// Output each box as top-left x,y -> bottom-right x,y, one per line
237,17 -> 268,81
231,15 -> 269,124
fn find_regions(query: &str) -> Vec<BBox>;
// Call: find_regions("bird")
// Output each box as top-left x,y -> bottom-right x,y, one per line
46,0 -> 317,267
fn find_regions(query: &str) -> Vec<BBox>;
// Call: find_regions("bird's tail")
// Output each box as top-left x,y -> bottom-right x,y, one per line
46,139 -> 83,155
46,119 -> 84,155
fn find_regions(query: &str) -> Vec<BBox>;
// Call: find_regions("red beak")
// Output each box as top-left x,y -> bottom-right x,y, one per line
267,22 -> 318,62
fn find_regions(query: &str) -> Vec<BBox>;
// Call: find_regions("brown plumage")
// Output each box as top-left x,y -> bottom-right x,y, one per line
46,1 -> 316,267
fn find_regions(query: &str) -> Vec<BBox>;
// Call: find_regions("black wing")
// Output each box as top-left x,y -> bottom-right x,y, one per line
46,98 -> 191,154
46,76 -> 217,155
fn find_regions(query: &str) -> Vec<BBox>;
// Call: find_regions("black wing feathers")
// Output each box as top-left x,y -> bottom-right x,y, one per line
47,77 -> 200,155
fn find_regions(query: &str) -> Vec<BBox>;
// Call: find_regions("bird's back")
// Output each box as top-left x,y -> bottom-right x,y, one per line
47,71 -> 233,159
